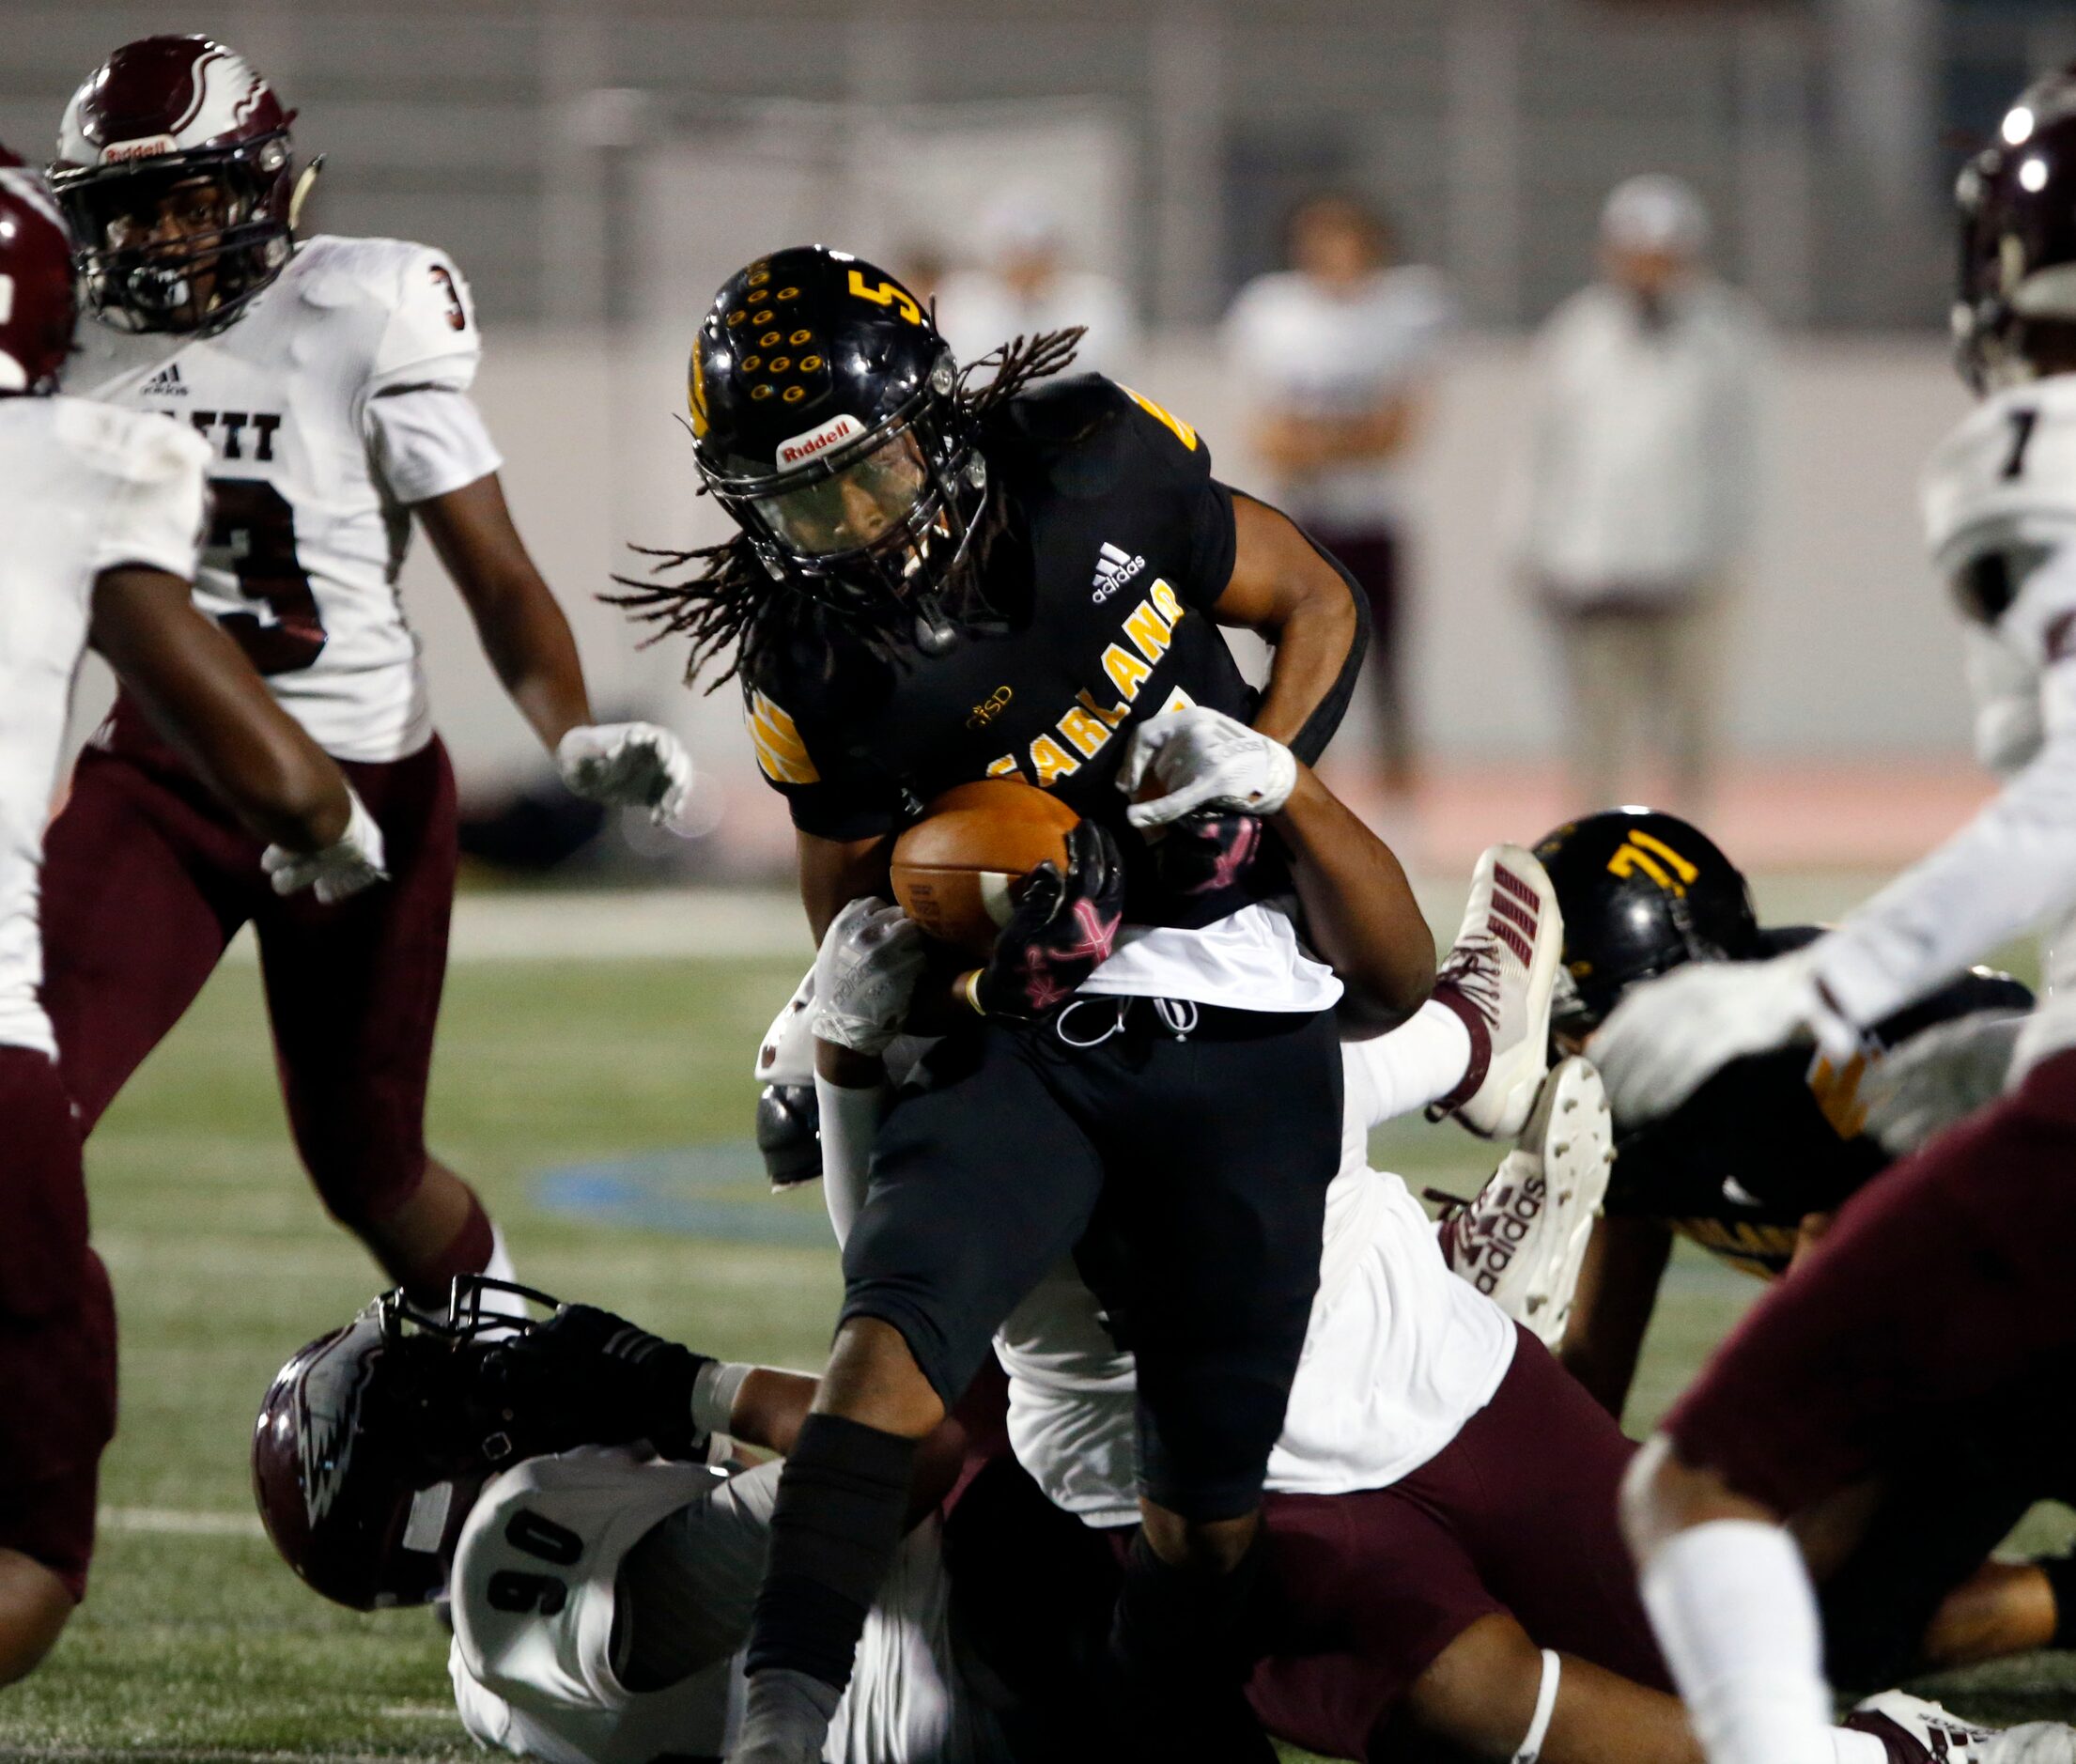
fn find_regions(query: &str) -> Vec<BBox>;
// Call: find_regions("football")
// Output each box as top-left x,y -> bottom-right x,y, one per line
890,779 -> 1081,955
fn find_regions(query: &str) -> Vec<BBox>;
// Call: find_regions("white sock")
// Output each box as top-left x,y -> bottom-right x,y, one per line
483,1225 -> 518,1285
1640,1520 -> 1836,1764
470,1226 -> 531,1325
1350,998 -> 1477,1124
814,1075 -> 889,1248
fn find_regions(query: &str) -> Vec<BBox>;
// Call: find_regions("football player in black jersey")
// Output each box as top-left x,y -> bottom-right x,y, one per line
609,247 -> 1435,1762
1520,809 -> 2030,1419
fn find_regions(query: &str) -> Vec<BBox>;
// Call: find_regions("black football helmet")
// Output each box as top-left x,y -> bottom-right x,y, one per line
51,35 -> 309,335
756,1081 -> 822,1187
689,244 -> 985,633
252,1278 -> 564,1611
1954,63 -> 2076,392
1534,809 -> 1759,1038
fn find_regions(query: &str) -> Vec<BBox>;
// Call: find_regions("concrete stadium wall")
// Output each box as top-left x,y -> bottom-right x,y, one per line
64,326 -> 1975,856
379,325 -> 1979,797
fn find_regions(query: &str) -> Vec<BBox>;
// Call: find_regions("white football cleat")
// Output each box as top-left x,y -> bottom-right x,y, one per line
1846,1691 -> 2076,1764
1436,1057 -> 1613,1348
1427,843 -> 1563,1139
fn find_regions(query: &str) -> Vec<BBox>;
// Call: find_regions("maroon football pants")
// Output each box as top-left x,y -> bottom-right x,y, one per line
944,1328 -> 1667,1763
39,699 -> 457,1234
0,1046 -> 115,1601
1665,1045 -> 2076,1517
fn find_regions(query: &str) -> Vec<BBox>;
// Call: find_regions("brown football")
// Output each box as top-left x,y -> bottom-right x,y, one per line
891,779 -> 1080,955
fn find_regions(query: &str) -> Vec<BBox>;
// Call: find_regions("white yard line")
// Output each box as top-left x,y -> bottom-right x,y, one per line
214,873 -> 1894,969
97,1506 -> 265,1540
7,1742 -> 438,1751
222,887 -> 813,966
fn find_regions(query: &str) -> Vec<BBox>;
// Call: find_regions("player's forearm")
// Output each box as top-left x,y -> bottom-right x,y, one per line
90,567 -> 352,852
1557,1216 -> 1671,1422
724,1366 -> 964,1525
1273,765 -> 1433,1028
1250,582 -> 1363,754
469,575 -> 593,753
1814,727 -> 2076,1029
418,474 -> 593,752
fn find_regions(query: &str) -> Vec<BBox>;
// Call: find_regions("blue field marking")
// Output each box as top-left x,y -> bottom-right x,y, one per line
535,1143 -> 832,1246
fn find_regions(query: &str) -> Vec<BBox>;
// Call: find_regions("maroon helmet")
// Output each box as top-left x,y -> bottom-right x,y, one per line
1955,64 -> 2076,392
252,1280 -> 560,1611
51,35 -> 302,335
0,147 -> 78,395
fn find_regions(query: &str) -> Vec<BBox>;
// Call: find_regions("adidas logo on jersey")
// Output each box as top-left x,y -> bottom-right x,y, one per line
1092,541 -> 1146,603
143,362 -> 186,397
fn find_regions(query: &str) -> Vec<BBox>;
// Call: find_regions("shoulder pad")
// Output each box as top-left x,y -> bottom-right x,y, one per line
1922,379 -> 2076,576
51,395 -> 209,487
294,235 -> 484,393
999,374 -> 1208,469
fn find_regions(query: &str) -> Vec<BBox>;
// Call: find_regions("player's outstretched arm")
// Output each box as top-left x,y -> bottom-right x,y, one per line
1557,1215 -> 1675,1421
89,565 -> 354,856
420,474 -> 694,825
417,473 -> 593,751
1180,494 -> 1433,1023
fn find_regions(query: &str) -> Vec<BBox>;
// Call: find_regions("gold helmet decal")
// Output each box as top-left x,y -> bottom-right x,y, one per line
1605,829 -> 1700,894
689,340 -> 710,438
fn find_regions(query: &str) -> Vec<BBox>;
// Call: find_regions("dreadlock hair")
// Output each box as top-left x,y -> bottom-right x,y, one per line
604,326 -> 1086,694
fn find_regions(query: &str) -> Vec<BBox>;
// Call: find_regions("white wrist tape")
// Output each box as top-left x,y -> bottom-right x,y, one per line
1511,1648 -> 1561,1764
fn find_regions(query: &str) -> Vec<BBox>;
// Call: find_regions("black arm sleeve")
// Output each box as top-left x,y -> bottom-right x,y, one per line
1282,516 -> 1371,766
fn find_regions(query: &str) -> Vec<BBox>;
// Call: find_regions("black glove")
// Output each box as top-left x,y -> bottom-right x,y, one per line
480,1305 -> 709,1461
1151,808 -> 1271,924
972,820 -> 1125,1021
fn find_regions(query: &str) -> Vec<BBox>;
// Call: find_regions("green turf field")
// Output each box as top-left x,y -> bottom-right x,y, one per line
3,924 -> 2072,1759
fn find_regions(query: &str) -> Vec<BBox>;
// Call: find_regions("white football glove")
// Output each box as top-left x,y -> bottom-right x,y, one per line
1859,1009 -> 2026,1157
262,787 -> 389,906
755,967 -> 818,1087
556,721 -> 694,827
1116,705 -> 1297,829
811,897 -> 928,1058
1590,950 -> 1832,1125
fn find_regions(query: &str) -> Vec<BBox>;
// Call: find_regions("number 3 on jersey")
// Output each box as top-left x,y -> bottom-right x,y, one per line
206,479 -> 327,673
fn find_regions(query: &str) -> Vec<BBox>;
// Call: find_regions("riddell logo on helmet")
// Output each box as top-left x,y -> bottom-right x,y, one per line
776,413 -> 863,471
103,135 -> 179,164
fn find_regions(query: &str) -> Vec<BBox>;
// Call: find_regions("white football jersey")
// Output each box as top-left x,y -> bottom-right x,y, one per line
1812,374 -> 2076,1063
995,1041 -> 1517,1527
449,1449 -> 1005,1764
0,395 -> 207,1058
65,235 -> 502,762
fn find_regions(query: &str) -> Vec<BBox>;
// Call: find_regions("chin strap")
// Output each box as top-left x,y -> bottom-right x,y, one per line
1511,1649 -> 1562,1764
288,154 -> 325,230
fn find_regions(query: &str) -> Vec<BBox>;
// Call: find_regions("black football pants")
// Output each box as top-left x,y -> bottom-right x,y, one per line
841,997 -> 1343,1521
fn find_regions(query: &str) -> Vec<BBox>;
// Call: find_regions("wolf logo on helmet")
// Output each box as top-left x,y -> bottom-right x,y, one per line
252,1280 -> 564,1611
51,34 -> 313,335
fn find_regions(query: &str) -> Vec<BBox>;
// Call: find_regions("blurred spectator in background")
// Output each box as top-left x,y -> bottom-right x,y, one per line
935,194 -> 1139,376
1224,193 -> 1451,804
1515,174 -> 1767,814
892,240 -> 947,316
